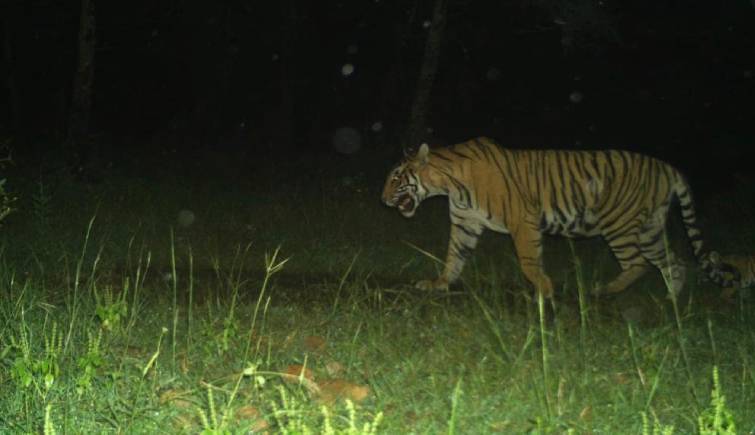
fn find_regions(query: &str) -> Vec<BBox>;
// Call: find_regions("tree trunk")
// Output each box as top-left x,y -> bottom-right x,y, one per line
275,0 -> 297,149
377,1 -> 418,144
402,0 -> 447,151
2,16 -> 20,135
67,0 -> 97,172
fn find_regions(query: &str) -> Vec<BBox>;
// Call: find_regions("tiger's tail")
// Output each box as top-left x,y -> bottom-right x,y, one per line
674,176 -> 740,287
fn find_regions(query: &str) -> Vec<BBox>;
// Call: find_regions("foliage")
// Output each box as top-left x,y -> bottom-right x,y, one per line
196,385 -> 231,435
698,366 -> 737,435
32,179 -> 53,233
7,322 -> 63,400
75,329 -> 104,395
0,145 -> 16,226
641,411 -> 675,435
0,178 -> 15,224
94,285 -> 128,332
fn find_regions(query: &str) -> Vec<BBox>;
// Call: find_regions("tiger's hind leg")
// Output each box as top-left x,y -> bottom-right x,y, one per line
595,233 -> 651,295
597,265 -> 651,295
638,226 -> 686,298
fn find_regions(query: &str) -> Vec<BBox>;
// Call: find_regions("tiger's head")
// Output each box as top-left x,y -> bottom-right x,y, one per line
381,143 -> 432,218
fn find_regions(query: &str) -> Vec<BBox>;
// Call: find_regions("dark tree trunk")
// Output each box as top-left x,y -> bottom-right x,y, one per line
275,0 -> 297,149
67,0 -> 97,172
192,5 -> 237,148
1,16 -> 20,135
377,1 -> 419,145
402,0 -> 447,150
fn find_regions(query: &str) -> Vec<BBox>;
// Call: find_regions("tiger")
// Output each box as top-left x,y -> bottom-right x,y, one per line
381,136 -> 738,298
700,251 -> 752,299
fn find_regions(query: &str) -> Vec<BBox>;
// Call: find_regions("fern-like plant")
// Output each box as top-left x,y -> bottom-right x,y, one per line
698,366 -> 737,435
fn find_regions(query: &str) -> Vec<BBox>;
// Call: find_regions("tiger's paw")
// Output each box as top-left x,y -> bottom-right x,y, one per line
591,282 -> 605,296
592,280 -> 631,296
415,278 -> 449,291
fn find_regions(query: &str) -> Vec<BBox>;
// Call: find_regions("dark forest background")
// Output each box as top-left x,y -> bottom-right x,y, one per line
1,0 -> 753,189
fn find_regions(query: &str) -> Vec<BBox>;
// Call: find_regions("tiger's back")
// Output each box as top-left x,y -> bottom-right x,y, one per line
436,140 -> 688,240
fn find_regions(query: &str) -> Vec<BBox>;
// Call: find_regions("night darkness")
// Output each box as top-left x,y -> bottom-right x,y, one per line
2,1 -> 754,175
2,1 -> 755,432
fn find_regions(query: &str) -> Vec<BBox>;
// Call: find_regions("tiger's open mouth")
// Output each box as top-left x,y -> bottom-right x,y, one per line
397,194 -> 416,217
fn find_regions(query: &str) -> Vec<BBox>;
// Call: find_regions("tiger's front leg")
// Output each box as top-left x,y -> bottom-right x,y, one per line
416,222 -> 482,290
511,224 -> 554,298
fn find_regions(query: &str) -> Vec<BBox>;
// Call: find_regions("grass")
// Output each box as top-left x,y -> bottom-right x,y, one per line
1,151 -> 754,433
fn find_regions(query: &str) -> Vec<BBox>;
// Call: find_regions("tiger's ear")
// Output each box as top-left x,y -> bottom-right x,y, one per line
416,143 -> 430,165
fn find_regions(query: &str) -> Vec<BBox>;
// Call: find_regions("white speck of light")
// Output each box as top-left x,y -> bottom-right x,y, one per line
371,121 -> 383,132
341,63 -> 355,77
272,53 -> 279,61
569,91 -> 584,103
423,20 -> 431,29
